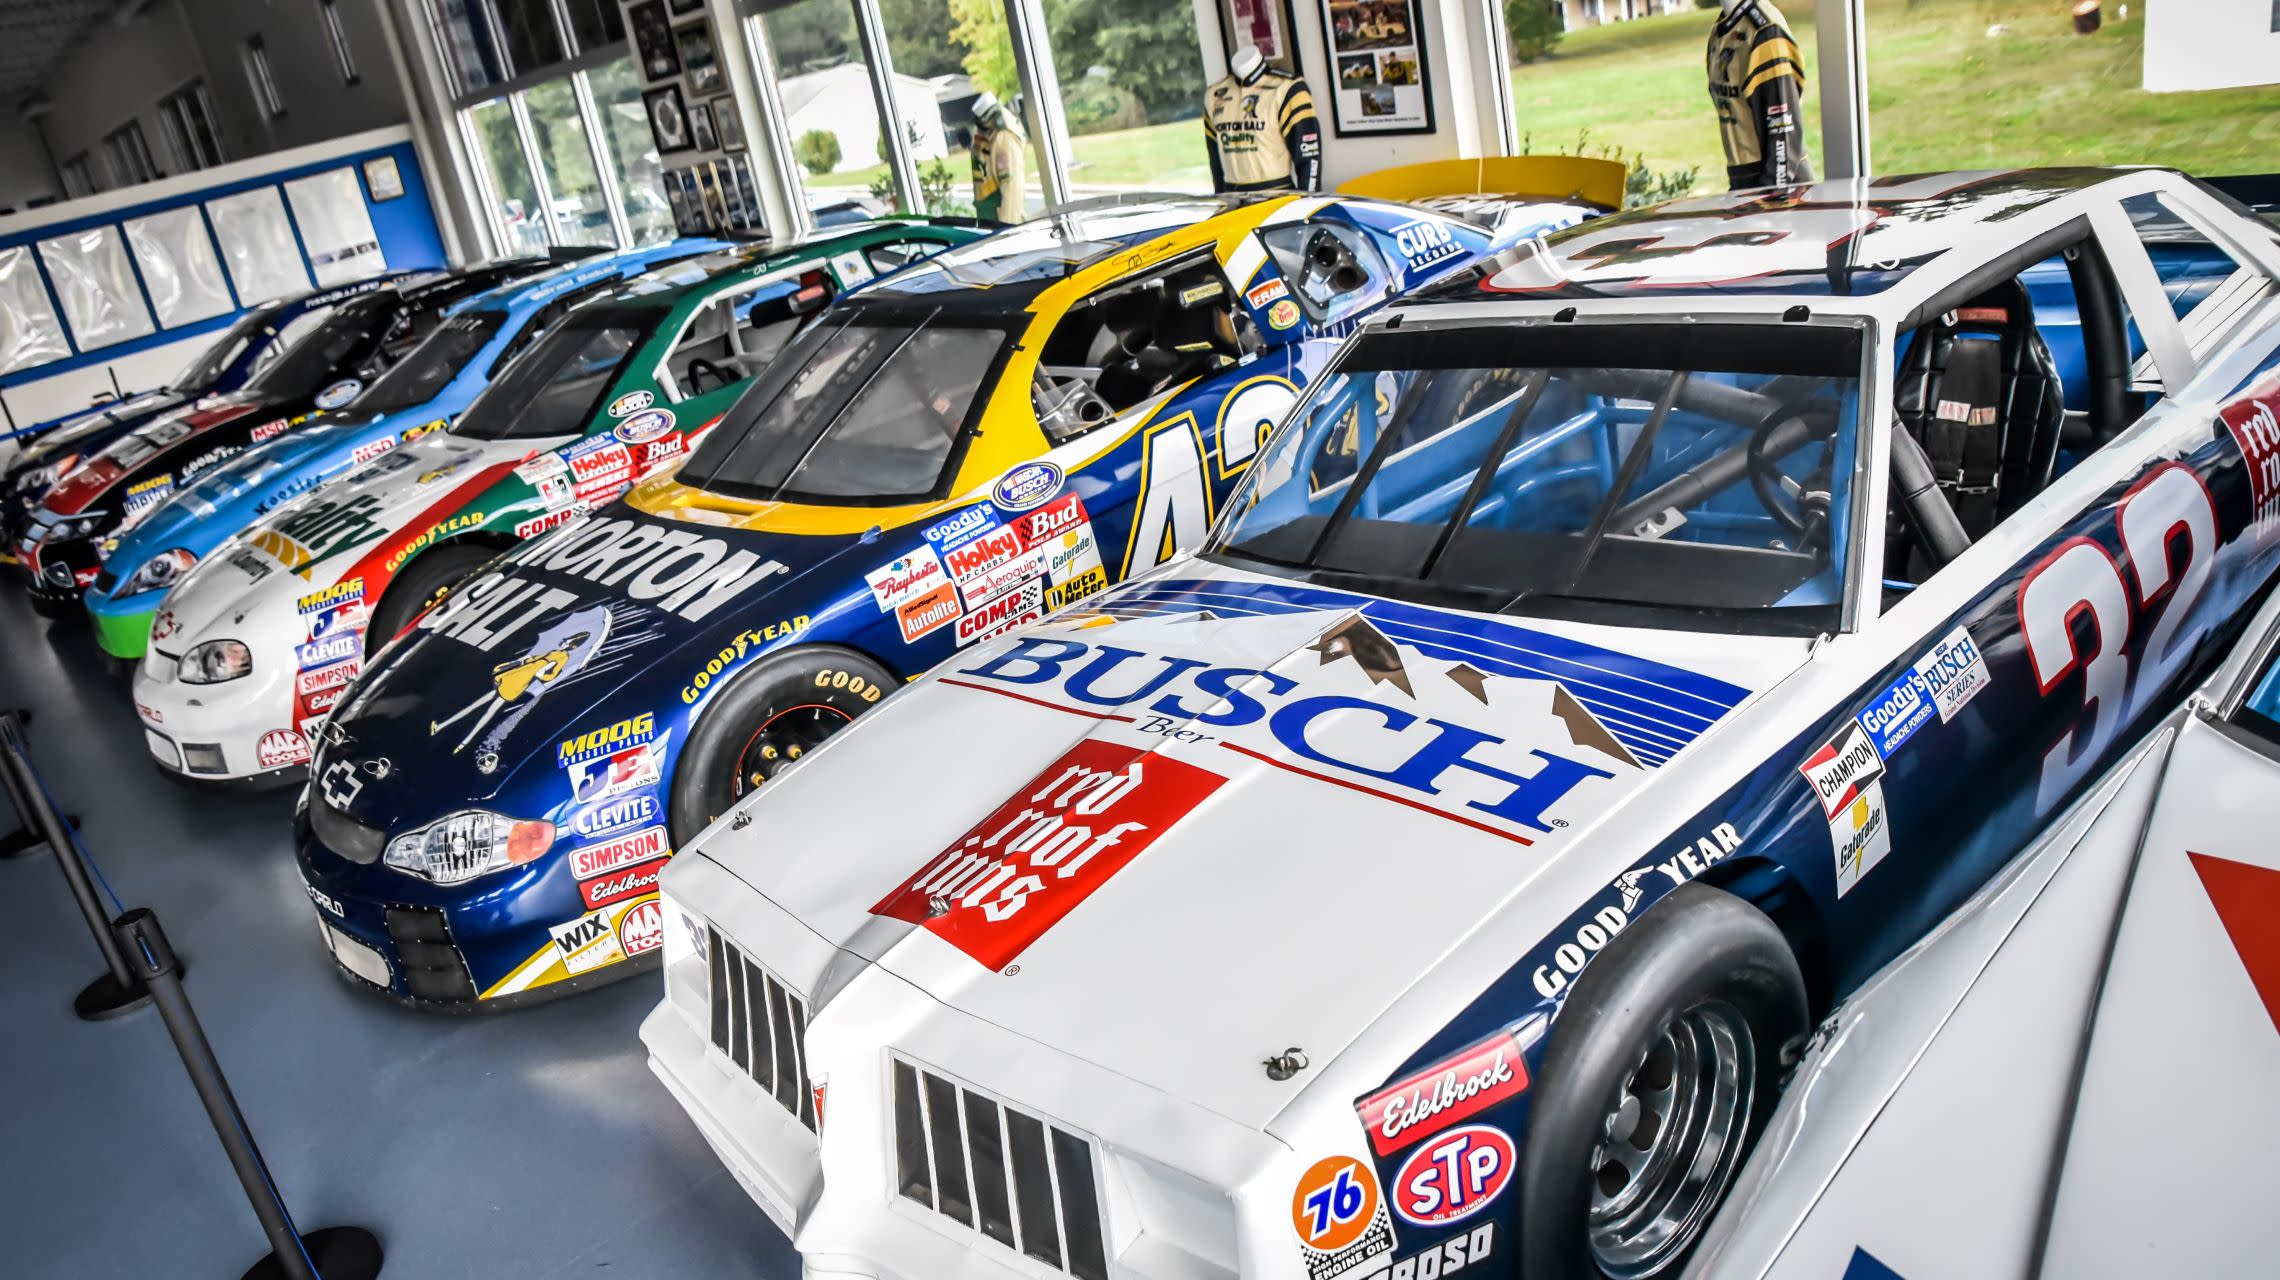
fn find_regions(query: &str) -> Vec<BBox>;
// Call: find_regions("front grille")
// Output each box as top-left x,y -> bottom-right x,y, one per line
93,569 -> 116,593
182,742 -> 227,774
705,927 -> 816,1131
891,1057 -> 1109,1280
383,906 -> 476,1001
311,794 -> 386,863
41,560 -> 72,588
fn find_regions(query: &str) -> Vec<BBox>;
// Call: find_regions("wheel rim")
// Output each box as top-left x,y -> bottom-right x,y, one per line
1585,999 -> 1755,1279
729,703 -> 852,799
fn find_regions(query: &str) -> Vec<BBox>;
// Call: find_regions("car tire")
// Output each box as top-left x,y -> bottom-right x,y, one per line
668,645 -> 896,846
1517,882 -> 1808,1280
368,543 -> 501,643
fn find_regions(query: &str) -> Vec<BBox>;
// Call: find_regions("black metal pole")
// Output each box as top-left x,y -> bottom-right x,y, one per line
0,713 -> 148,1018
113,909 -> 383,1280
0,720 -> 49,859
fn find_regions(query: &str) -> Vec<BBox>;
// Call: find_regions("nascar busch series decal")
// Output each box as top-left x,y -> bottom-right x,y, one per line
1390,1125 -> 1513,1227
1856,624 -> 1991,758
870,740 -> 1226,970
991,461 -> 1062,512
1801,723 -> 1891,896
1357,1031 -> 1529,1156
1291,1154 -> 1398,1280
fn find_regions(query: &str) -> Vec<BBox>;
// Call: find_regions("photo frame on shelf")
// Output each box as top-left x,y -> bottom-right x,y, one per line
629,1 -> 680,82
677,21 -> 724,97
696,163 -> 729,233
728,154 -> 762,231
687,100 -> 718,153
664,170 -> 692,234
672,168 -> 706,233
1317,0 -> 1434,136
643,84 -> 694,155
1216,0 -> 1301,75
711,97 -> 745,152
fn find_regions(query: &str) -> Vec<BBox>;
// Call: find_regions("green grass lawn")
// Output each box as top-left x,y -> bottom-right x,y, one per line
1515,0 -> 2280,196
805,118 -> 1210,208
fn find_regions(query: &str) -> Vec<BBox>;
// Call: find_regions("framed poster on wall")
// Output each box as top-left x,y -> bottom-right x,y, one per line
1318,0 -> 1433,135
1217,0 -> 1300,74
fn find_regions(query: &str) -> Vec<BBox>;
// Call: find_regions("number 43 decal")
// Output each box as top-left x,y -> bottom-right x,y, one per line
2021,462 -> 2218,806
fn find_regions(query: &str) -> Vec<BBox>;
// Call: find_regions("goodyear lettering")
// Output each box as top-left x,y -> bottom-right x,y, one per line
385,511 -> 486,573
813,668 -> 884,702
1538,822 -> 1742,998
962,638 -> 1614,831
677,616 -> 815,703
558,712 -> 657,768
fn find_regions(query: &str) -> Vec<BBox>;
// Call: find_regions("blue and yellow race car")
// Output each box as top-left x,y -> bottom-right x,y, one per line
294,178 -> 1611,1007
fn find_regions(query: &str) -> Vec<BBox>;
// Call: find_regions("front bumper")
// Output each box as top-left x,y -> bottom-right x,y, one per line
297,807 -> 662,1010
85,590 -> 159,661
132,654 -> 298,783
21,535 -> 99,611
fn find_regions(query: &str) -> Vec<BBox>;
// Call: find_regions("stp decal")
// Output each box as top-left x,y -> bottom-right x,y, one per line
1357,1031 -> 1529,1156
870,740 -> 1226,970
1390,1125 -> 1514,1227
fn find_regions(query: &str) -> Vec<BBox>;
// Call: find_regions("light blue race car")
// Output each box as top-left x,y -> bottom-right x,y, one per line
87,238 -> 728,661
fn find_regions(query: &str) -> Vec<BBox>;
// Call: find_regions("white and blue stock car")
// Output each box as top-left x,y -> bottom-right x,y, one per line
639,168 -> 2280,1280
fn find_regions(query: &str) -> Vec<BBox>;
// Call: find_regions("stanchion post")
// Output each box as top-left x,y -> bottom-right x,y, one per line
113,909 -> 383,1280
0,718 -> 50,859
0,713 -> 148,1018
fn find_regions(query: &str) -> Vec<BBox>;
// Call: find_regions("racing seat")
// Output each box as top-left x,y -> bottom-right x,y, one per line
1888,277 -> 2064,574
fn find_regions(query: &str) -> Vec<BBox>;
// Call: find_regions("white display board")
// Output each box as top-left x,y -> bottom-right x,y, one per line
36,225 -> 157,351
0,245 -> 70,375
206,187 -> 314,304
284,168 -> 388,286
124,207 -> 235,328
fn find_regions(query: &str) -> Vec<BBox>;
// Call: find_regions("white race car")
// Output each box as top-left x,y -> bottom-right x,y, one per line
1694,578 -> 2280,1280
641,168 -> 2280,1279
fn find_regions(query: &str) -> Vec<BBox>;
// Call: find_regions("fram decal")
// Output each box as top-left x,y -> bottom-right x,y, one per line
870,740 -> 1226,970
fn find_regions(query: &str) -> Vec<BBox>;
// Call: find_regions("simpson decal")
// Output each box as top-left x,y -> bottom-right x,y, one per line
570,824 -> 669,880
870,740 -> 1226,970
1357,1033 -> 1529,1157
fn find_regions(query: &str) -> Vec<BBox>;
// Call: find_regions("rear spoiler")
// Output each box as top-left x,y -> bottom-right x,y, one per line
1337,156 -> 1626,212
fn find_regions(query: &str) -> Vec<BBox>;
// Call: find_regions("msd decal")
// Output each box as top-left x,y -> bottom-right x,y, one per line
250,419 -> 291,443
870,740 -> 1226,970
1357,1032 -> 1529,1157
350,437 -> 397,466
1390,1126 -> 1514,1227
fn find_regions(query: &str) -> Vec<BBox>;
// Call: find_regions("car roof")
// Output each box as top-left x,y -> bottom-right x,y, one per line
862,194 -> 1259,314
1405,168 -> 2166,315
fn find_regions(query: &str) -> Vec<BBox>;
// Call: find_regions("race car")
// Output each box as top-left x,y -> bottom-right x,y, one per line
632,168 -> 2280,1279
84,237 -> 730,661
1694,582 -> 2280,1280
0,271 -> 474,547
287,179 -> 1610,1008
16,259 -> 557,615
135,220 -> 983,786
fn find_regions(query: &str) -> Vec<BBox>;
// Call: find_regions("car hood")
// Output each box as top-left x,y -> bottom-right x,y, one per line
19,390 -> 180,466
315,504 -> 871,831
112,409 -> 405,565
42,399 -> 263,514
687,558 -> 1797,1130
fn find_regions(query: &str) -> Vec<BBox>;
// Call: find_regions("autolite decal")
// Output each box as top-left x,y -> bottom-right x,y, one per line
897,583 -> 960,643
570,824 -> 668,880
1357,1032 -> 1529,1156
870,740 -> 1226,970
580,856 -> 669,909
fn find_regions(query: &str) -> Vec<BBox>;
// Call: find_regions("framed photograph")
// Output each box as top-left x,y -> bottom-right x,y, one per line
677,21 -> 723,97
687,100 -> 718,153
711,97 -> 745,152
1217,0 -> 1301,74
673,168 -> 707,233
629,1 -> 680,82
643,84 -> 694,155
663,171 -> 692,234
1317,0 -> 1434,136
696,163 -> 729,234
728,154 -> 763,231
360,155 -> 405,201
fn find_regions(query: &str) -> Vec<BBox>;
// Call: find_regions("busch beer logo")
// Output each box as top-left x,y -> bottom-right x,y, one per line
1800,723 -> 1882,819
1356,1033 -> 1529,1157
2221,389 -> 2280,526
570,824 -> 668,880
1015,493 -> 1085,546
871,741 -> 1226,969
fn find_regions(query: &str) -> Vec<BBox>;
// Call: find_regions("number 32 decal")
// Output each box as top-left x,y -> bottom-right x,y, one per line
2020,462 -> 2218,806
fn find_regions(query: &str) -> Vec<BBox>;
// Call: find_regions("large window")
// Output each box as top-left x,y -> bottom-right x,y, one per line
753,0 -> 909,215
104,122 -> 161,187
588,57 -> 677,244
159,82 -> 223,172
468,97 -> 549,251
526,78 -> 615,246
1043,0 -> 1210,195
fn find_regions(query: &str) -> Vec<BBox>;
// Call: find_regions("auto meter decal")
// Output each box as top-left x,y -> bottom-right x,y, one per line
608,390 -> 654,418
991,461 -> 1063,512
869,740 -> 1227,970
1356,1031 -> 1529,1156
315,379 -> 363,410
1389,1126 -> 1514,1227
1291,1154 -> 1397,1280
613,408 -> 675,445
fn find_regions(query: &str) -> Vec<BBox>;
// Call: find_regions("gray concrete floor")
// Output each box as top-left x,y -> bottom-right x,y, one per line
0,590 -> 799,1278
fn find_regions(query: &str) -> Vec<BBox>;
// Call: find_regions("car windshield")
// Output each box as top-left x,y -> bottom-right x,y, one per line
452,310 -> 651,441
1210,321 -> 1866,632
241,295 -> 395,399
174,308 -> 274,390
676,309 -> 1010,505
353,310 -> 506,413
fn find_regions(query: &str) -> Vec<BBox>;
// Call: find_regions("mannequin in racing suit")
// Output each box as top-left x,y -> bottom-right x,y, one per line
1707,0 -> 1813,190
1204,46 -> 1322,194
968,92 -> 1029,223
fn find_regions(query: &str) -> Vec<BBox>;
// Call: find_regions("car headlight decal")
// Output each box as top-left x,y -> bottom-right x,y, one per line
179,639 -> 253,684
381,810 -> 554,885
122,548 -> 198,596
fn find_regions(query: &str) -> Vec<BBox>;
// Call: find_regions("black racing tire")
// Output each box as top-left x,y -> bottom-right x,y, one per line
668,645 -> 896,847
1518,882 -> 1808,1280
368,542 -> 502,643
